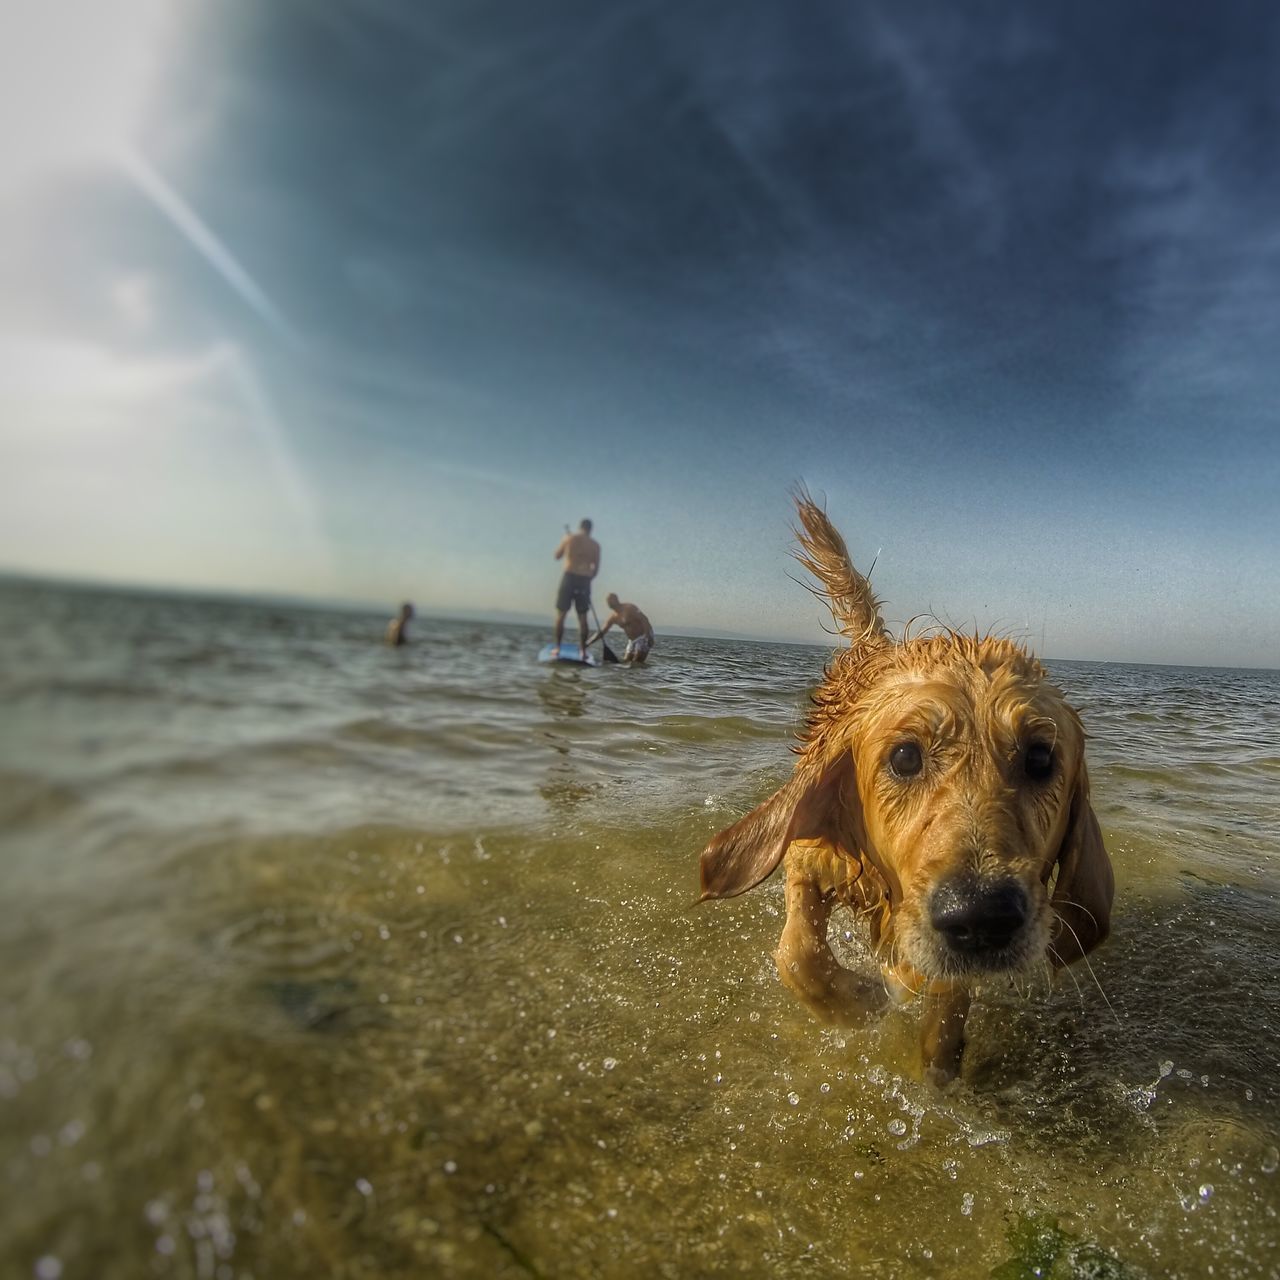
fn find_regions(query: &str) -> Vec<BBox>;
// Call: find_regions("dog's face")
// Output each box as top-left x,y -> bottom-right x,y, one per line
700,632 -> 1111,981
845,636 -> 1086,980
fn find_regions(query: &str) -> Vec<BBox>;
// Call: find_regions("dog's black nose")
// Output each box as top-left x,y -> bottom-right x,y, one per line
930,879 -> 1027,952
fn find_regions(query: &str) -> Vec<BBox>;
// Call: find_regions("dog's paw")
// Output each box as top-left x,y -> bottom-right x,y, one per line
774,948 -> 885,1026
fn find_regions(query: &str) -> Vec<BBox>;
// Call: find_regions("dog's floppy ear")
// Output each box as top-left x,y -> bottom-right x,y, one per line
1048,760 -> 1114,967
699,752 -> 855,900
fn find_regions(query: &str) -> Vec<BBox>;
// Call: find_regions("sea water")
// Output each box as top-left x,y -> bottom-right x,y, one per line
1,578 -> 1278,1278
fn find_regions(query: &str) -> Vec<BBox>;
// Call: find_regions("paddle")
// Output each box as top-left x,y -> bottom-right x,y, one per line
590,604 -> 620,664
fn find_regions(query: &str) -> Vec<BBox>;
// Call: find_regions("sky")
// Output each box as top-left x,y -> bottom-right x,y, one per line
1,0 -> 1278,665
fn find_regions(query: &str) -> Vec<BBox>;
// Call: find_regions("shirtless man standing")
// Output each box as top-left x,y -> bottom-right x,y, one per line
588,592 -> 655,664
552,519 -> 601,655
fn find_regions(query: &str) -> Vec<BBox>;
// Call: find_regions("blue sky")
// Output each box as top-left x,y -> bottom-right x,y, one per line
1,0 -> 1277,665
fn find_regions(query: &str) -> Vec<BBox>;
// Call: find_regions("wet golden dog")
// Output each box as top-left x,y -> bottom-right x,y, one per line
698,495 -> 1114,1082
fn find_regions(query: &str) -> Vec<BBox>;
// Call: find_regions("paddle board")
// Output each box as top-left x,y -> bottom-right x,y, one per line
538,642 -> 599,667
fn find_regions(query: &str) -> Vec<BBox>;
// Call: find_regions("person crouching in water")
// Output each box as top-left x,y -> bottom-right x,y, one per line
386,601 -> 414,646
589,593 -> 655,664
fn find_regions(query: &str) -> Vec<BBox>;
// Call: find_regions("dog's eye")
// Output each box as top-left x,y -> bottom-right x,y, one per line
1025,742 -> 1054,781
888,741 -> 923,778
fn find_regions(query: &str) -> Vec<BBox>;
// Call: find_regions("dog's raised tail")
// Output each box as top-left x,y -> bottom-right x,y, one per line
791,491 -> 889,647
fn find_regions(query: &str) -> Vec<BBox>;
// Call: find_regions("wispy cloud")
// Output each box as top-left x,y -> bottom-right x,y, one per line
117,147 -> 302,351
0,337 -> 225,405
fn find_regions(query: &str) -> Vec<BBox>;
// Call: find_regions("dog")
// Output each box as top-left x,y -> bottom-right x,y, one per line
698,494 -> 1114,1082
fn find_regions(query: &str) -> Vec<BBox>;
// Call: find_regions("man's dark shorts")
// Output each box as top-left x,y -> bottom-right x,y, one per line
556,572 -> 592,615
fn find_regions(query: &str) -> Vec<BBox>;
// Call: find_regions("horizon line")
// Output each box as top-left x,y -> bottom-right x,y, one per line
1,564 -> 1277,674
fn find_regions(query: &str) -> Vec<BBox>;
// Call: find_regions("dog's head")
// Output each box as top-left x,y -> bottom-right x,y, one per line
699,497 -> 1113,981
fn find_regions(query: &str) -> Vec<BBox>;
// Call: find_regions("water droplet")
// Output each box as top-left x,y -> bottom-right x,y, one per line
1199,1183 -> 1214,1202
887,1119 -> 907,1137
58,1120 -> 85,1147
820,1082 -> 831,1094
1158,1060 -> 1173,1077
1261,1147 -> 1278,1174
355,1178 -> 374,1197
443,1161 -> 457,1175
35,1255 -> 63,1279
961,1192 -> 975,1216
787,1092 -> 800,1107
602,1058 -> 617,1071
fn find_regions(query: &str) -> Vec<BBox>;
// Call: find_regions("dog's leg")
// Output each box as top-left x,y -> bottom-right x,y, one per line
774,861 -> 884,1025
919,984 -> 971,1085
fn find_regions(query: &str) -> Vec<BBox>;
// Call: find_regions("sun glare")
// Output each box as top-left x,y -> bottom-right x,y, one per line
1,0 -> 174,191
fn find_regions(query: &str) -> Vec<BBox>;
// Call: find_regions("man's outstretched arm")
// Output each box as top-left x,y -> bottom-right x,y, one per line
586,612 -> 620,644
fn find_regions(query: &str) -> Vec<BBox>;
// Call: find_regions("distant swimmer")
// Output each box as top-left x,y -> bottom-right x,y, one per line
588,593 -> 655,664
552,519 -> 600,657
385,601 -> 414,646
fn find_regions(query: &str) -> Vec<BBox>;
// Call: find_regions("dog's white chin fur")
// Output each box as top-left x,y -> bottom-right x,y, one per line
897,909 -> 1053,983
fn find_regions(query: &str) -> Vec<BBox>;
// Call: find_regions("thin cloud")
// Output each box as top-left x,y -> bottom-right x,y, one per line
117,146 -> 302,351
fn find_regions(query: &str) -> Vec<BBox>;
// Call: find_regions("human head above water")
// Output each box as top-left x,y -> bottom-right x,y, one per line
579,519 -> 593,534
400,602 -> 414,619
606,593 -> 620,609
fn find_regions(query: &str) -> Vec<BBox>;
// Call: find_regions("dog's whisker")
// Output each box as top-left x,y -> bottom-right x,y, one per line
1053,913 -> 1121,1027
1053,896 -> 1101,931
1046,942 -> 1087,1011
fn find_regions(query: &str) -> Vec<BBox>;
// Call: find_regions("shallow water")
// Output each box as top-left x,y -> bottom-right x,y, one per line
2,579 -> 1278,1278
